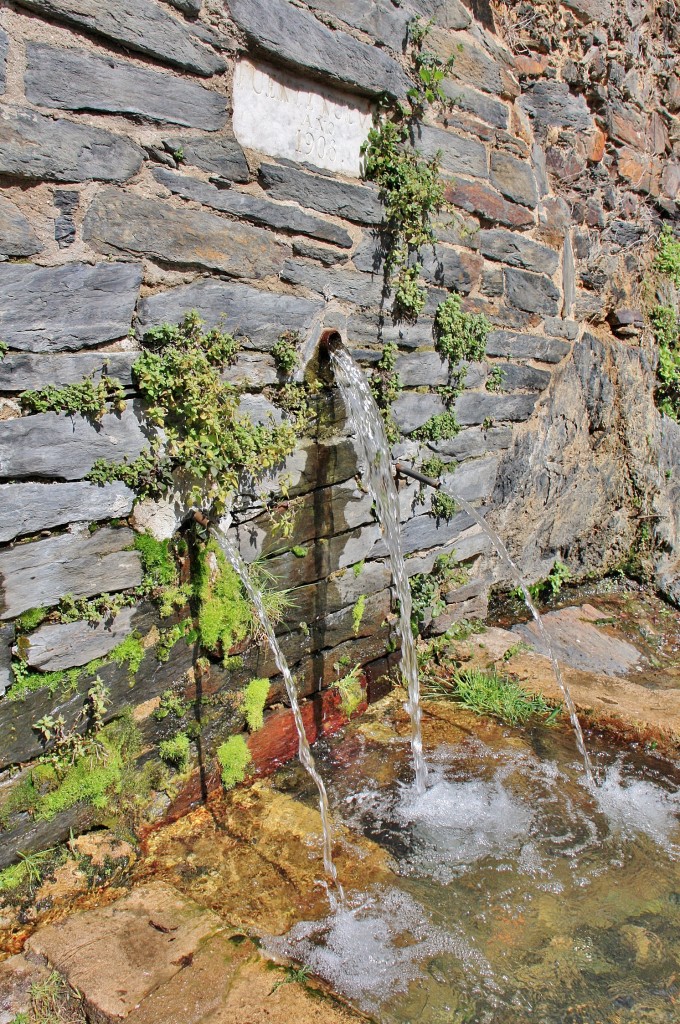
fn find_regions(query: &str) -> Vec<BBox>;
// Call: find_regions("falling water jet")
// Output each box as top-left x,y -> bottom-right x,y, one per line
326,338 -> 429,795
196,513 -> 343,895
435,486 -> 596,788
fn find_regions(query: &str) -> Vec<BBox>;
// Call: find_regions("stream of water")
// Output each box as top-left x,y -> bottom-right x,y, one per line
330,344 -> 429,795
212,525 -> 342,894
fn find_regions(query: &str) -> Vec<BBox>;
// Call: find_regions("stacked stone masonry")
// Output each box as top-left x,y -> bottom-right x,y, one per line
0,0 -> 678,864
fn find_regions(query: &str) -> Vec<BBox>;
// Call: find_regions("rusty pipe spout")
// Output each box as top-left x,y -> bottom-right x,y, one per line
394,462 -> 442,489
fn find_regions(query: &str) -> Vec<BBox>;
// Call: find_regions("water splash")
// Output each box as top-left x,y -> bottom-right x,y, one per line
211,525 -> 342,892
439,486 -> 595,788
330,344 -> 428,794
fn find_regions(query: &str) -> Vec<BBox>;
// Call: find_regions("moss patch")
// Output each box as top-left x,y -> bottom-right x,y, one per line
196,540 -> 251,661
242,677 -> 270,732
217,735 -> 252,791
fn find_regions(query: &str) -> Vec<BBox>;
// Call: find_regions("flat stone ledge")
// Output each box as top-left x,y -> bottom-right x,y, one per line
0,196 -> 43,257
0,352 -> 137,392
486,330 -> 571,363
24,607 -> 136,670
0,481 -> 135,543
0,262 -> 141,353
0,526 -> 142,620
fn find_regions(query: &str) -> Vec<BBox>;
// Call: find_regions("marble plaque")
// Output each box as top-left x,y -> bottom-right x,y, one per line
232,59 -> 373,177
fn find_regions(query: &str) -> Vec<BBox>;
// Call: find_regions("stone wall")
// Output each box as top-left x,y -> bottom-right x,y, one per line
0,0 -> 677,865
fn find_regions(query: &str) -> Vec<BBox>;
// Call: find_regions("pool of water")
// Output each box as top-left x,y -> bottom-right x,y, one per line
265,719 -> 680,1024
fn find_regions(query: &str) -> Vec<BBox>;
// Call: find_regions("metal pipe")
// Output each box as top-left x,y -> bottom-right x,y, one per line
394,461 -> 441,490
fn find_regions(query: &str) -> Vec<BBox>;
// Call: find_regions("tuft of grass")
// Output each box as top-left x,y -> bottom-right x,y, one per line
241,677 -> 270,732
333,664 -> 364,719
352,594 -> 367,636
424,666 -> 558,726
158,732 -> 190,772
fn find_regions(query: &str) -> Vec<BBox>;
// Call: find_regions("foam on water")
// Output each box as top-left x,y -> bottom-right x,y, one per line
265,886 -> 495,1013
594,759 -> 680,849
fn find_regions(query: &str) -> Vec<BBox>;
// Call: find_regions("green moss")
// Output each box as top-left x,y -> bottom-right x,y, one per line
15,607 -> 49,633
334,664 -> 363,719
156,618 -> 193,664
154,689 -> 188,721
242,677 -> 270,732
217,735 -> 252,791
110,633 -> 145,676
159,732 -> 190,772
133,533 -> 178,590
196,540 -> 251,660
353,560 -> 365,578
352,594 -> 367,636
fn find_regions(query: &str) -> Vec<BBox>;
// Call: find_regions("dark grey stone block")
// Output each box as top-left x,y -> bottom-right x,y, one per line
0,105 -> 145,184
305,0 -> 411,49
520,81 -> 593,136
0,527 -> 142,620
84,190 -> 290,278
226,0 -> 411,97
0,28 -> 7,95
166,0 -> 202,14
0,263 -> 141,353
0,352 -> 137,392
478,228 -> 559,275
25,43 -> 227,130
54,189 -> 78,248
410,123 -> 488,179
504,266 -> 561,316
392,392 -> 446,434
395,353 -> 486,388
543,317 -> 579,340
489,150 -> 538,209
137,279 -> 324,351
493,363 -> 551,392
13,0 -> 225,77
428,424 -> 512,459
455,391 -> 539,424
0,196 -> 43,256
162,135 -> 249,183
486,329 -> 570,363
442,79 -> 508,128
153,168 -> 352,247
280,259 -> 384,308
374,508 -> 472,556
259,161 -> 382,225
0,405 -> 148,482
0,623 -> 13,696
0,481 -> 135,543
405,0 -> 471,30
24,608 -> 135,670
292,239 -> 350,265
419,245 -> 484,292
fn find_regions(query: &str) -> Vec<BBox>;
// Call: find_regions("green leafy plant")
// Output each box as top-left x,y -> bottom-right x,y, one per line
159,732 -> 190,772
154,689 -> 188,721
486,365 -> 505,393
241,677 -> 270,732
0,340 -> 8,361
20,374 -> 126,419
410,551 -> 468,633
271,331 -> 301,376
420,455 -> 446,479
434,294 -> 490,367
412,409 -> 460,442
369,341 -> 402,440
654,224 -> 680,287
217,735 -> 252,790
521,559 -> 571,603
650,304 -> 680,421
431,491 -> 457,521
424,666 -> 558,726
407,18 -> 456,110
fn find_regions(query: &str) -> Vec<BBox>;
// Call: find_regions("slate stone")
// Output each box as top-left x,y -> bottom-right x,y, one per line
486,329 -> 569,363
494,363 -> 551,392
226,0 -> 411,98
410,123 -> 488,179
441,79 -> 508,128
392,393 -> 446,434
0,352 -> 137,392
489,150 -> 538,208
395,352 -> 484,388
481,263 -> 503,296
166,0 -> 202,14
84,190 -> 289,278
0,527 -> 142,620
405,0 -> 471,30
0,105 -> 145,184
24,607 -> 136,671
373,508 -> 472,557
430,29 -> 516,97
0,405 -> 148,482
478,228 -> 559,275
562,231 -> 575,317
137,280 -> 323,352
25,43 -> 227,131
445,179 -> 534,228
520,82 -> 593,136
0,262 -> 141,353
504,266 -> 560,316
280,259 -> 384,308
0,196 -> 43,256
163,135 -> 249,183
305,0 -> 411,49
221,352 -> 277,387
454,391 -> 539,424
53,189 -> 78,248
292,240 -> 350,265
0,482 -> 135,543
428,424 -> 512,458
0,623 -> 13,696
259,162 -> 382,225
419,245 -> 484,292
153,168 -> 352,247
543,317 -> 578,340
13,0 -> 225,77
0,28 -> 7,95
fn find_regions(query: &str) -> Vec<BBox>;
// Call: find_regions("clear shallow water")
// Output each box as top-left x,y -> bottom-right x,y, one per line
266,723 -> 680,1023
